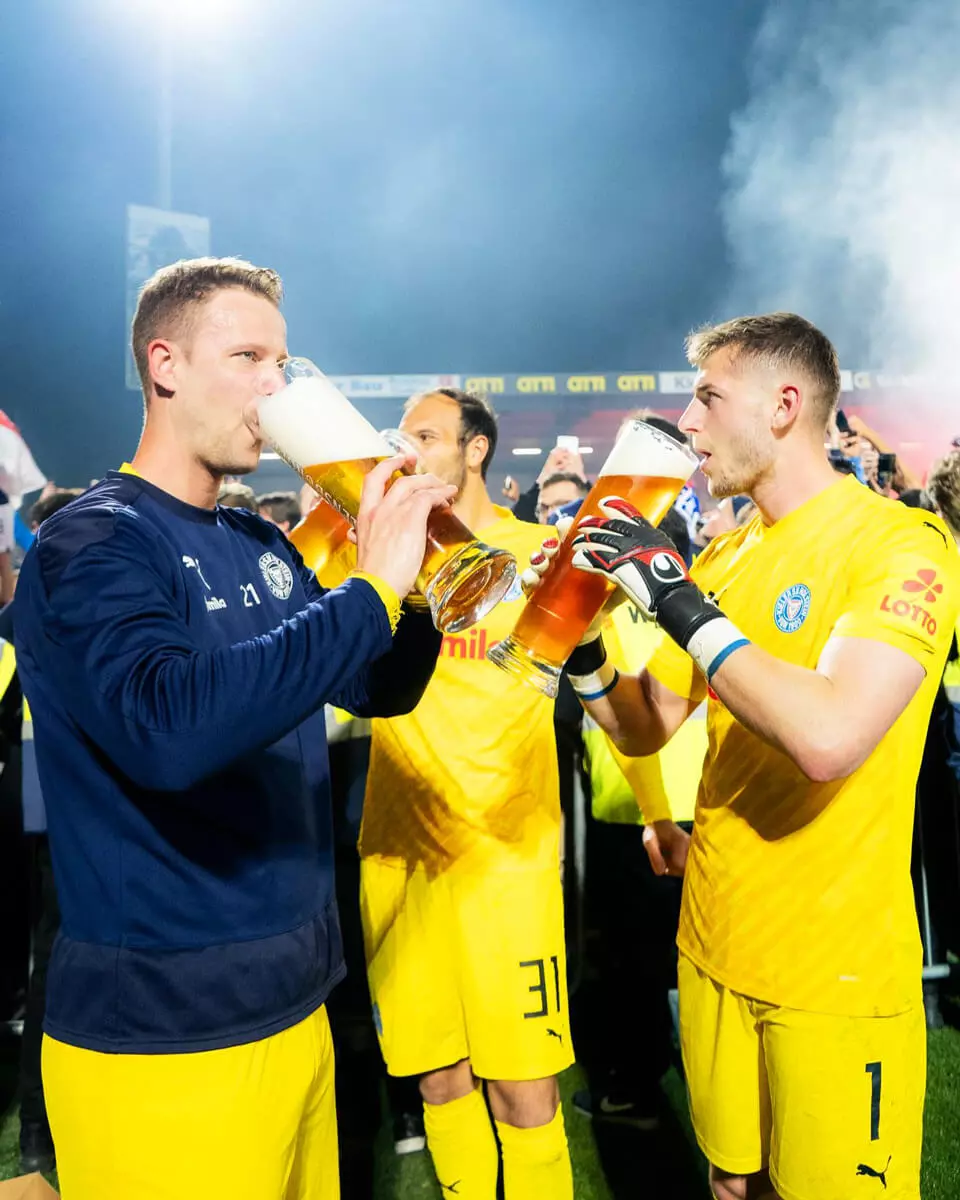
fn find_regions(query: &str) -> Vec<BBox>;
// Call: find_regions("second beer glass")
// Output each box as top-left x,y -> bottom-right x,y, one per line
487,420 -> 700,696
257,359 -> 517,633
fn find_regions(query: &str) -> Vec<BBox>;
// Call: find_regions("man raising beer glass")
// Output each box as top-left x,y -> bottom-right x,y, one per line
360,388 -> 575,1199
526,313 -> 960,1200
13,257 -> 454,1200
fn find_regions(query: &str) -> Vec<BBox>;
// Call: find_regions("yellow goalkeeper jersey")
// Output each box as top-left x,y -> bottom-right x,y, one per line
360,507 -> 560,875
646,475 -> 960,1016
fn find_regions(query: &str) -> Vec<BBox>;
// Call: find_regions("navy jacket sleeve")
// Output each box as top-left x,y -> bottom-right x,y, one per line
292,551 -> 442,719
20,512 -> 406,792
333,607 -> 441,718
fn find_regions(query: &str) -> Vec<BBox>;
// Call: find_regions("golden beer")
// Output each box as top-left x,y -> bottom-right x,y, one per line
487,421 -> 700,696
288,498 -> 356,590
258,361 -> 517,633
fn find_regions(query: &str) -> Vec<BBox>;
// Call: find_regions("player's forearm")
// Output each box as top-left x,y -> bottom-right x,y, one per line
709,643 -> 862,781
579,670 -> 675,758
0,554 -> 13,606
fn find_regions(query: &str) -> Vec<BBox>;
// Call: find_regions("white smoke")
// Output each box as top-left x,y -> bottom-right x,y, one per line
721,0 -> 960,382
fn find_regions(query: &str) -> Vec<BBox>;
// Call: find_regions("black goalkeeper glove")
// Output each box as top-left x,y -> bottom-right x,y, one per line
569,497 -> 749,682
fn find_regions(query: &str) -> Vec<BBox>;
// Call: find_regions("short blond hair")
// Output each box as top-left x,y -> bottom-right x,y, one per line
927,450 -> 960,537
686,312 -> 841,427
132,257 -> 282,396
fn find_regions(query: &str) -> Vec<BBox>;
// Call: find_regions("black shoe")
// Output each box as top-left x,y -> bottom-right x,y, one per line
572,1086 -> 661,1131
19,1120 -> 56,1176
393,1110 -> 427,1156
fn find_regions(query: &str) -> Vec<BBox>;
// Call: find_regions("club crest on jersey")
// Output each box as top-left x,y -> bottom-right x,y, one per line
774,583 -> 811,633
259,552 -> 293,600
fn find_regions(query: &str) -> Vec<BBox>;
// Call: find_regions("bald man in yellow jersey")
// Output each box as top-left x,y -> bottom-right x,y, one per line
359,389 -> 573,1199
526,314 -> 960,1200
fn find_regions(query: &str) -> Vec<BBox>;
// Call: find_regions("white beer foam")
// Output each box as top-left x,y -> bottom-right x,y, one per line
258,376 -> 390,467
599,420 -> 699,482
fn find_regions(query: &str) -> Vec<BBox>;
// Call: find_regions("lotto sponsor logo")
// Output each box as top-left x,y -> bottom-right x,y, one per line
901,568 -> 943,604
880,593 -> 937,635
878,569 -> 943,635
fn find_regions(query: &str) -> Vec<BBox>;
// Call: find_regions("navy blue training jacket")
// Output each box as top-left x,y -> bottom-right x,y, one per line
14,471 -> 440,1053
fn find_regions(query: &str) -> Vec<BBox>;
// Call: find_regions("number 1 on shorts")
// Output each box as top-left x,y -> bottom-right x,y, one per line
865,1061 -> 882,1141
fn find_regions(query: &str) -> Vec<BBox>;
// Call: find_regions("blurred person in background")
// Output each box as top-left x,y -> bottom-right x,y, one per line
927,450 -> 960,551
360,388 -> 574,1200
0,487 -> 75,1032
0,488 -> 15,604
572,508 -> 706,1129
927,451 -> 960,782
536,472 -> 590,524
845,412 -> 922,493
0,488 -> 83,1176
528,313 -> 960,1200
897,489 -> 937,513
257,489 -> 302,534
216,479 -> 256,508
299,480 -> 320,518
695,495 -> 754,546
509,443 -> 587,523
13,256 -> 453,1200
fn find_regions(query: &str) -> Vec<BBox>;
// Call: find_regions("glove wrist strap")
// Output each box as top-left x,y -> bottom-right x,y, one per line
566,630 -> 606,676
686,616 -> 750,681
566,633 -> 621,700
656,587 -> 750,681
568,659 -> 620,701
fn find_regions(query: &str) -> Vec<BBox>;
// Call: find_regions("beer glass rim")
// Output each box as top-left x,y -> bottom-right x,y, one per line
282,356 -> 324,384
608,418 -> 701,483
619,418 -> 700,465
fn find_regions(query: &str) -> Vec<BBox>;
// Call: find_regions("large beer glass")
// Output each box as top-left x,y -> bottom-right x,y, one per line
258,358 -> 517,633
487,420 -> 700,696
288,499 -> 356,590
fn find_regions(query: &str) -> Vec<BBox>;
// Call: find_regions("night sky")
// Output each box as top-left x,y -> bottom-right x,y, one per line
1,0 -> 762,482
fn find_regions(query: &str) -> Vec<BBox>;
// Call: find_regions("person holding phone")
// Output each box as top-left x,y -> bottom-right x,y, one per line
509,438 -> 588,523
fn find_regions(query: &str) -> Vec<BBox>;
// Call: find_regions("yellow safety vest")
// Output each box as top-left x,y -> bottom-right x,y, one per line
582,605 -> 707,826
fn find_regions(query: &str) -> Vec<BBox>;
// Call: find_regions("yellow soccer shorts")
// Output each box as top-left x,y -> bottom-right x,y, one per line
42,1005 -> 338,1200
678,955 -> 925,1200
361,858 -> 574,1081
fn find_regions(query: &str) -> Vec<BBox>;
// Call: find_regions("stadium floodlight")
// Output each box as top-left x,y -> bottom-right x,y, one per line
122,0 -> 241,210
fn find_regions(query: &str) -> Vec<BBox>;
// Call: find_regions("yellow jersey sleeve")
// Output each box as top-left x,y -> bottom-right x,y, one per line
830,518 -> 960,666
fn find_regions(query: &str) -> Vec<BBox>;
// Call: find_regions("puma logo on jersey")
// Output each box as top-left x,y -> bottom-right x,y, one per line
856,1156 -> 891,1188
546,1027 -> 564,1045
439,1181 -> 461,1194
182,555 -> 212,591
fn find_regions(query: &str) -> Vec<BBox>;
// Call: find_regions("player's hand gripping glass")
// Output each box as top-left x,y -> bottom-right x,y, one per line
487,420 -> 700,695
257,358 -> 517,633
